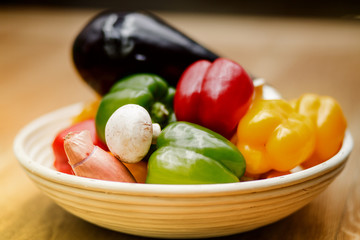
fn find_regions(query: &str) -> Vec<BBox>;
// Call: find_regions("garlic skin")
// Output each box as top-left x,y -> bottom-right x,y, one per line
105,104 -> 158,163
253,78 -> 282,100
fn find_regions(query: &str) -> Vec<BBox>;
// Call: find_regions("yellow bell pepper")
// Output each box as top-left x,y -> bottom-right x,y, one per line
230,79 -> 264,146
72,98 -> 101,124
236,99 -> 316,174
291,93 -> 347,168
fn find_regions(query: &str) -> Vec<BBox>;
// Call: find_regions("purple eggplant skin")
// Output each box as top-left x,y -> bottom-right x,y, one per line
72,10 -> 219,95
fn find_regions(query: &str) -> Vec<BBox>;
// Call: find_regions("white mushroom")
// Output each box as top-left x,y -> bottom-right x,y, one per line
105,104 -> 161,163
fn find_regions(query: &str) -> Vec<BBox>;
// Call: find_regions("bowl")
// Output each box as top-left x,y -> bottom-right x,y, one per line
13,102 -> 353,239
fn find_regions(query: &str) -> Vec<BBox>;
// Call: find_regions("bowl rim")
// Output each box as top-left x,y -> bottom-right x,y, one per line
13,102 -> 354,196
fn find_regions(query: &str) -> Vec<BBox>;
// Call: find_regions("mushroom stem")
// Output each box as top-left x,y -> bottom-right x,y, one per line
152,123 -> 161,144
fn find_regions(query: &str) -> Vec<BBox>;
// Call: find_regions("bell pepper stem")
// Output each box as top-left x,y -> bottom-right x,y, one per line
151,102 -> 169,124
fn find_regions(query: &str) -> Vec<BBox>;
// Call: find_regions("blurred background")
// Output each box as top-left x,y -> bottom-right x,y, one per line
2,0 -> 360,18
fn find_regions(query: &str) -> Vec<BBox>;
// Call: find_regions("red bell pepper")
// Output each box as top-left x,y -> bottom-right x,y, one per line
174,58 -> 254,139
52,119 -> 107,174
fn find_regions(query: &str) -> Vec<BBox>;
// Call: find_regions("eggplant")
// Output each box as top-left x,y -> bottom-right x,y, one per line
72,10 -> 219,95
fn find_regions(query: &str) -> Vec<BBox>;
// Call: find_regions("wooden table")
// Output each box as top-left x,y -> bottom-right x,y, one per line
1,7 -> 359,239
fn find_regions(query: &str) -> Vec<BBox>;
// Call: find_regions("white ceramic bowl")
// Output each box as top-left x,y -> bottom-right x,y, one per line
14,103 -> 353,239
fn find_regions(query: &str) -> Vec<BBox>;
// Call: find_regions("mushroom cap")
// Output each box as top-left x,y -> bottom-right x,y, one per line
105,104 -> 153,163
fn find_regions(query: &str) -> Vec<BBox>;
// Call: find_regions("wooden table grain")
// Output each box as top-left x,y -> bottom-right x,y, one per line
1,7 -> 359,240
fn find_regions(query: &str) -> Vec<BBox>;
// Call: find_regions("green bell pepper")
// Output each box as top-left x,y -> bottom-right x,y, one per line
95,73 -> 175,143
146,122 -> 246,184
